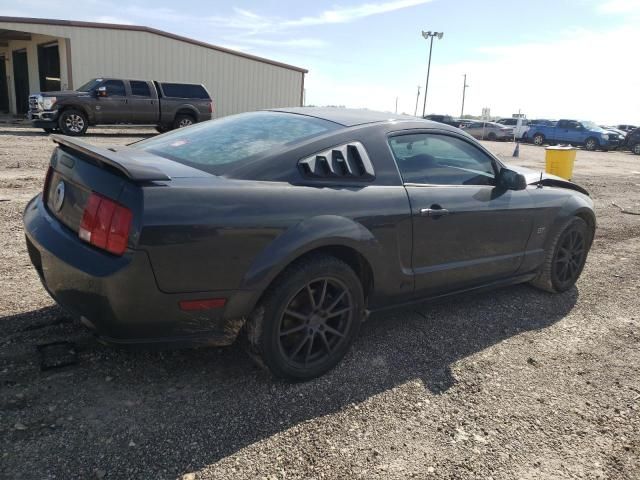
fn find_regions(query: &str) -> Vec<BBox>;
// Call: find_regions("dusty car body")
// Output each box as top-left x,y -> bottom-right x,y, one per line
462,121 -> 514,141
24,108 -> 595,379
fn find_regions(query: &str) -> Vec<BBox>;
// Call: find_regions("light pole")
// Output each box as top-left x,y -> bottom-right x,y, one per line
414,85 -> 421,117
460,74 -> 469,118
421,30 -> 443,118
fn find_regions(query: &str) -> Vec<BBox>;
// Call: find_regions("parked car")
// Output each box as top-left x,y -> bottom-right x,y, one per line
600,126 -> 627,139
456,119 -> 474,128
617,124 -> 637,133
624,127 -> 640,155
527,119 -> 622,151
24,108 -> 595,380
423,114 -> 460,127
496,117 -> 529,140
28,78 -> 213,136
462,121 -> 514,141
528,119 -> 556,127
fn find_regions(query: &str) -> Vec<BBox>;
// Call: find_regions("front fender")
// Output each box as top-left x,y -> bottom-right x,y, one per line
240,215 -> 383,292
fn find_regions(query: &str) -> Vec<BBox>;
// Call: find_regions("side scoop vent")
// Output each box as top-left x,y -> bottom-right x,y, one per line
299,142 -> 375,180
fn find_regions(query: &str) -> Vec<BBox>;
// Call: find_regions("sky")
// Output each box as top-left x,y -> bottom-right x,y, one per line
2,0 -> 639,124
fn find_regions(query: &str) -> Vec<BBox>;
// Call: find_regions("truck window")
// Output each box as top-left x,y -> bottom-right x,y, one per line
160,83 -> 210,99
103,80 -> 126,97
130,81 -> 151,97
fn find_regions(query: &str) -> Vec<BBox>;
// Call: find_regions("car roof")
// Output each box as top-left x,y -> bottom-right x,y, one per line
268,107 -> 431,127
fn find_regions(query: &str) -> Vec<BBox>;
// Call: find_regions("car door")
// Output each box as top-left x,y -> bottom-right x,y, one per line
464,122 -> 483,139
94,79 -> 129,124
557,120 -> 582,143
127,80 -> 159,124
388,132 -> 534,296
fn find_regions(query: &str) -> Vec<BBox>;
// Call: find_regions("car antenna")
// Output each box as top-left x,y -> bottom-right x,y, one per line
537,171 -> 544,189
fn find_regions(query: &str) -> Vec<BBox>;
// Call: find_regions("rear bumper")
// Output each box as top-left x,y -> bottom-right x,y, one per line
23,194 -> 251,346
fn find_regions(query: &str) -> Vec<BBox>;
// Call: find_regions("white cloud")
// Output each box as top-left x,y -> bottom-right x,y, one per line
206,1 -> 434,33
597,0 -> 640,13
305,25 -> 640,124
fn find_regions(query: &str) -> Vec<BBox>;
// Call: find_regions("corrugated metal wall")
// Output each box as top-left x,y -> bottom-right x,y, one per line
0,20 -> 304,117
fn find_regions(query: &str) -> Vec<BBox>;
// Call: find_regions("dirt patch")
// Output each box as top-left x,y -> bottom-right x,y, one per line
1,128 -> 639,479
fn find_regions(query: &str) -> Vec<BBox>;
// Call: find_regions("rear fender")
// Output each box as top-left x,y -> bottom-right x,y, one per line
240,215 -> 382,293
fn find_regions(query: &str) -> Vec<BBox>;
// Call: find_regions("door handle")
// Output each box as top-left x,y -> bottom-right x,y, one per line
420,207 -> 450,217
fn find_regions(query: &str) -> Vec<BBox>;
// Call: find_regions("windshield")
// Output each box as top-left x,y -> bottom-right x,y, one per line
135,111 -> 341,175
581,121 -> 599,130
77,78 -> 103,92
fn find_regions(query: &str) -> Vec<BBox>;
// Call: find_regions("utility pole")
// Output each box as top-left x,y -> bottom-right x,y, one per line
395,96 -> 398,114
421,30 -> 444,118
414,85 -> 421,117
460,74 -> 469,118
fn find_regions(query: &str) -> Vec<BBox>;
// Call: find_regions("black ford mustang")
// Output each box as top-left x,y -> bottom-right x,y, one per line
24,108 -> 595,380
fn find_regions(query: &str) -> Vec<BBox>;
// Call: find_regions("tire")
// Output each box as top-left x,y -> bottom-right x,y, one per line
584,137 -> 598,151
487,132 -> 497,141
530,217 -> 592,293
245,254 -> 364,381
533,133 -> 545,146
42,128 -> 54,134
633,143 -> 640,155
58,109 -> 88,136
173,114 -> 195,129
155,125 -> 170,134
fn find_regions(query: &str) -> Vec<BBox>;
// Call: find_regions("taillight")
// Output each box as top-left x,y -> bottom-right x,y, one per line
79,193 -> 132,255
208,101 -> 214,114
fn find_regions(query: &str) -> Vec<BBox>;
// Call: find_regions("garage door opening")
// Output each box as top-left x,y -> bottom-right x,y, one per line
0,56 -> 8,112
12,49 -> 29,114
38,42 -> 60,92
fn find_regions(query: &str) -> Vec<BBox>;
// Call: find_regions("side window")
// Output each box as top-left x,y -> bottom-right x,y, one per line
389,134 -> 496,186
103,80 -> 126,97
130,81 -> 151,97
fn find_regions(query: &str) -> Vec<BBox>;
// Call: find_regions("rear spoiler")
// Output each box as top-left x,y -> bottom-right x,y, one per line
51,135 -> 171,182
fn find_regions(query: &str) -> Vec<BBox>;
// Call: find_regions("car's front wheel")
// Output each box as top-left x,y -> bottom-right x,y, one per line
58,109 -> 88,136
584,137 -> 599,151
245,254 -> 364,381
530,217 -> 591,293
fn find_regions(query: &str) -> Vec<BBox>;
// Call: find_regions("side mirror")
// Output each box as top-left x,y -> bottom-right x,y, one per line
498,168 -> 527,191
96,86 -> 108,97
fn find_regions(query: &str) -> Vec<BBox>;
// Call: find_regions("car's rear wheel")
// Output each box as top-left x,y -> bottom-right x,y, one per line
530,217 -> 591,293
58,109 -> 88,136
487,132 -> 497,141
245,254 -> 364,381
584,137 -> 598,151
173,114 -> 195,129
533,133 -> 545,146
633,143 -> 640,155
155,124 -> 170,134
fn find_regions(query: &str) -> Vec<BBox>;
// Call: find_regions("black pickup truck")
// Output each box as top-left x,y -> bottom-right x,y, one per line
28,78 -> 213,135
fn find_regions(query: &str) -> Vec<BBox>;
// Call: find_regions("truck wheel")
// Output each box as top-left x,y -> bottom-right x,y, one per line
58,109 -> 88,136
533,133 -> 545,146
173,114 -> 195,129
244,254 -> 364,381
633,143 -> 640,155
584,137 -> 598,151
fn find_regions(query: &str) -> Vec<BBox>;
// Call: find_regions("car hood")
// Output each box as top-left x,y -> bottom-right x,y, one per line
506,164 -> 589,195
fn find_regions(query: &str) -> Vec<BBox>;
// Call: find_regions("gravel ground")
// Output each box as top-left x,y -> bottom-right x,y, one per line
1,126 -> 639,479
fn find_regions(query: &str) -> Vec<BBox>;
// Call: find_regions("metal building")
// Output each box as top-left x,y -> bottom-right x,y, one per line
0,16 -> 306,117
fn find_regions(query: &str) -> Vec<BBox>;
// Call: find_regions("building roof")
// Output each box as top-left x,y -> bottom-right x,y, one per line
0,16 -> 308,74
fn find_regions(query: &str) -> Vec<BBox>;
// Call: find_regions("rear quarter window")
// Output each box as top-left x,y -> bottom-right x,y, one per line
135,111 -> 341,176
160,83 -> 210,99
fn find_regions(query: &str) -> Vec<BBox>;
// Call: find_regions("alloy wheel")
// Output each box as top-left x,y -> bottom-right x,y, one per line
534,135 -> 543,146
277,277 -> 353,369
64,114 -> 85,133
553,229 -> 586,285
585,139 -> 596,151
178,118 -> 193,128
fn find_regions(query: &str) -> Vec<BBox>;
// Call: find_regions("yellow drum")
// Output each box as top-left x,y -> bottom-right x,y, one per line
545,146 -> 576,180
